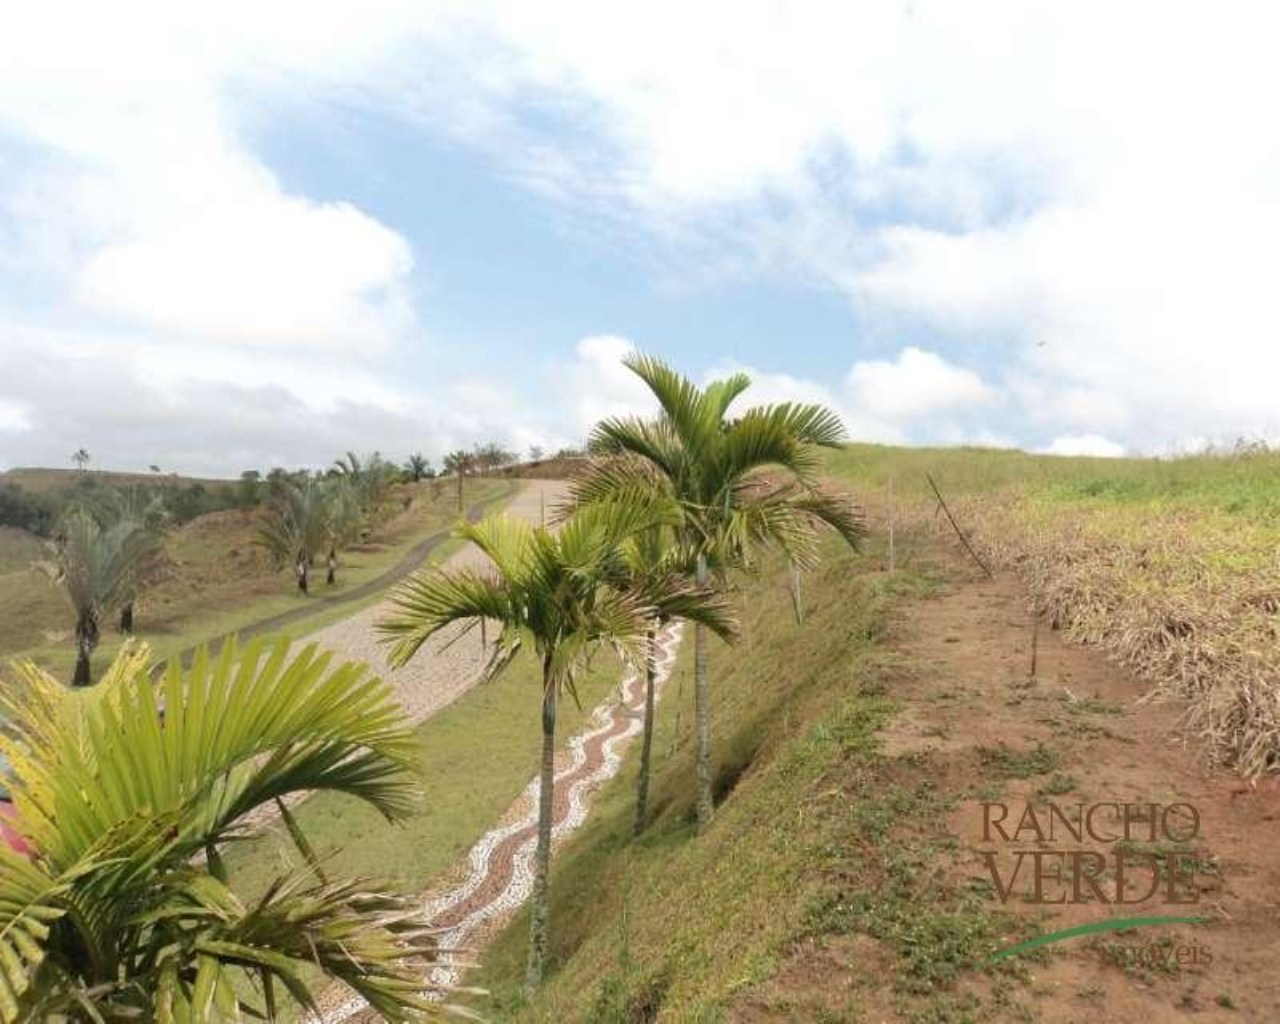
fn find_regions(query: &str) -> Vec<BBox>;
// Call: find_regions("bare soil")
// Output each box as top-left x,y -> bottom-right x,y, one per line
738,546 -> 1280,1023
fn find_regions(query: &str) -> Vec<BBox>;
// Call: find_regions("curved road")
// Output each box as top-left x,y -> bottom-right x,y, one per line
157,480 -> 518,674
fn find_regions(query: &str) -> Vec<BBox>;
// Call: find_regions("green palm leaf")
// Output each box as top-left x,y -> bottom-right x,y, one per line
0,640 -> 440,1022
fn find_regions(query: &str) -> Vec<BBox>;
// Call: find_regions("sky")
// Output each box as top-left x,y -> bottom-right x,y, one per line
2,1 -> 1279,475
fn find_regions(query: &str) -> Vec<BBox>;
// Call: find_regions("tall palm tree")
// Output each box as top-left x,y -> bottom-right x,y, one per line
257,478 -> 329,593
379,503 -> 734,991
40,509 -> 161,686
571,354 -> 864,830
0,637 -> 441,1021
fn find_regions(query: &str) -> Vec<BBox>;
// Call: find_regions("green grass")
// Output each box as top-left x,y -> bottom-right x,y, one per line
0,479 -> 511,680
460,542 -> 1028,1022
825,442 -> 1280,514
225,645 -> 625,900
976,742 -> 1062,779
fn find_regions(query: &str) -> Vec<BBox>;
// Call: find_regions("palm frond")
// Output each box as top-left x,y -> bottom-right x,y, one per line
620,354 -> 706,447
588,416 -> 686,483
380,568 -> 515,668
0,640 -> 437,1022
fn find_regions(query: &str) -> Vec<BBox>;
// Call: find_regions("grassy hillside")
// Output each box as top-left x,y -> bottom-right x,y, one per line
0,478 -> 510,680
463,534 -> 1023,1021
0,526 -> 43,573
0,466 -> 234,495
826,442 -> 1280,509
452,444 -> 1278,1021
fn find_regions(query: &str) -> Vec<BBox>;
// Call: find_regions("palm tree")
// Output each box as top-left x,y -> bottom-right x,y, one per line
0,637 -> 443,1021
71,448 -> 90,473
404,453 -> 432,482
332,450 -> 394,523
379,504 -> 734,991
441,450 -> 475,511
257,478 -> 328,593
606,525 -> 703,836
76,485 -> 172,633
571,354 -> 864,830
322,477 -> 365,585
40,509 -> 161,686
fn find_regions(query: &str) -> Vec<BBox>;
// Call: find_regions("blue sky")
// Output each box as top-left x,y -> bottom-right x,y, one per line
255,100 -> 877,385
2,3 -> 1278,474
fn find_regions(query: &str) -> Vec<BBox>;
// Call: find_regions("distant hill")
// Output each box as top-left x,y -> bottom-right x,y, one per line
0,526 -> 43,573
1,467 -> 236,495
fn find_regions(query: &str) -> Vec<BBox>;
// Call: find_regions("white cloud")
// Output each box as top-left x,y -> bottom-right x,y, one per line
3,1 -> 1279,464
563,335 -> 657,437
1040,434 -> 1126,459
388,3 -> 1280,451
846,347 -> 993,422
0,0 -> 420,354
0,399 -> 32,433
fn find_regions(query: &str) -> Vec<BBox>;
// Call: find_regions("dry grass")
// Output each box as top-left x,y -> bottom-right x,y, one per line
825,444 -> 1280,777
963,494 -> 1280,776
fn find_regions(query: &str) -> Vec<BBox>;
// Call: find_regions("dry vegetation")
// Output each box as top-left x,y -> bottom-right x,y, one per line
826,442 -> 1280,777
964,490 -> 1280,777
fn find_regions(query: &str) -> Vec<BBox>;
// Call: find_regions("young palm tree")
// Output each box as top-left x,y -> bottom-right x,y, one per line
605,525 -> 703,836
41,509 -> 161,686
571,354 -> 864,830
257,478 -> 329,593
75,485 -> 172,634
322,477 -> 366,585
441,450 -> 482,511
0,637 -> 441,1021
332,450 -> 394,522
379,504 -> 734,991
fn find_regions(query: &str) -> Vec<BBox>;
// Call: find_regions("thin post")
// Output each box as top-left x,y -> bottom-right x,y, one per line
887,476 -> 896,574
925,473 -> 993,579
1030,608 -> 1040,679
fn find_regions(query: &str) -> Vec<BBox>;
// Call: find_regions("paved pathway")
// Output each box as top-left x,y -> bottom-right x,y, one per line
234,481 -> 563,837
303,480 -> 564,722
233,477 -> 687,1022
311,622 -> 685,1023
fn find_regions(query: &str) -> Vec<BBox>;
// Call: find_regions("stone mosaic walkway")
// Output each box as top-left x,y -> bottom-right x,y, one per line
310,622 -> 686,1023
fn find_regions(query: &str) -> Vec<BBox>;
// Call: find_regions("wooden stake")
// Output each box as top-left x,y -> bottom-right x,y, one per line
887,476 -> 896,574
925,473 -> 994,579
1030,608 -> 1039,679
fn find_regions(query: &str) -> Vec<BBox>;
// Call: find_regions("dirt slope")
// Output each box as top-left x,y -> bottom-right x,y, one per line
747,547 -> 1280,1022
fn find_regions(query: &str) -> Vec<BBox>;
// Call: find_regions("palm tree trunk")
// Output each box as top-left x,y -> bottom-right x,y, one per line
119,601 -> 134,634
695,553 -> 714,831
526,662 -> 557,992
634,625 -> 658,837
73,608 -> 97,687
